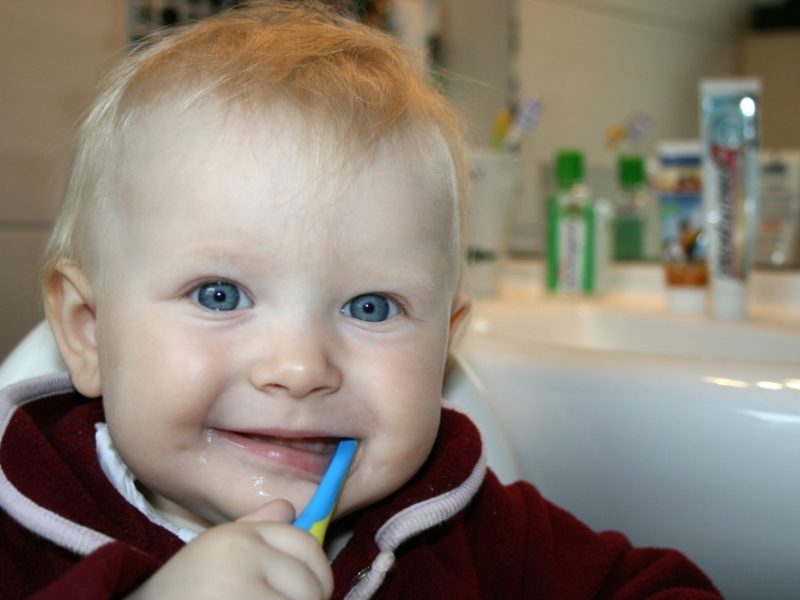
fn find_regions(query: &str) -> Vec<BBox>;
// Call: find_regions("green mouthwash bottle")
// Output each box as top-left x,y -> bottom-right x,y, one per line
547,150 -> 596,294
613,154 -> 648,260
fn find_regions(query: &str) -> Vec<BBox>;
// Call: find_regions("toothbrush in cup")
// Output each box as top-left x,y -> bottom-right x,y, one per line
292,438 -> 358,544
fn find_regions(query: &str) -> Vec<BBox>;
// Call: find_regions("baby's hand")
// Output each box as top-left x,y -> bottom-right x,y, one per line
128,499 -> 333,600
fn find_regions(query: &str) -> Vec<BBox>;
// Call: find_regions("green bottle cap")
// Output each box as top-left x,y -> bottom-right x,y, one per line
618,154 -> 646,188
555,150 -> 584,189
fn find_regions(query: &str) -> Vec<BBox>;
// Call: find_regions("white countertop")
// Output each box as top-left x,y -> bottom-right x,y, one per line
489,257 -> 800,326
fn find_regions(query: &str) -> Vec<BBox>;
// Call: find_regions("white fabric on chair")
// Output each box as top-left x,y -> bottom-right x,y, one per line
0,321 -> 66,390
443,354 -> 520,484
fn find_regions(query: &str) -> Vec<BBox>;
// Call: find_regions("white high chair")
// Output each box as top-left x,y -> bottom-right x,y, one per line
0,322 -> 521,484
0,321 -> 66,390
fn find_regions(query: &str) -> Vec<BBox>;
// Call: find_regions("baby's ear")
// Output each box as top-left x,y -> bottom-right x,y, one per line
44,261 -> 101,398
447,292 -> 472,351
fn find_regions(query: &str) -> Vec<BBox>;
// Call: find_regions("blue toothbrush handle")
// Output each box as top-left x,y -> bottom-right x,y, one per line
292,439 -> 357,544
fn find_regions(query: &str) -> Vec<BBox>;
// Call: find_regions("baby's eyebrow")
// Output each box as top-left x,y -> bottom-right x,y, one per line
365,268 -> 441,297
161,243 -> 450,297
167,246 -> 276,268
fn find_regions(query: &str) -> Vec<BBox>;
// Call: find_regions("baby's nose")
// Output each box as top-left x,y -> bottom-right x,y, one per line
248,331 -> 341,399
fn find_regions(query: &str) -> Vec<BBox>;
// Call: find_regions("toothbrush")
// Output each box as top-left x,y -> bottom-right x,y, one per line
490,108 -> 512,152
292,438 -> 358,544
502,98 -> 542,153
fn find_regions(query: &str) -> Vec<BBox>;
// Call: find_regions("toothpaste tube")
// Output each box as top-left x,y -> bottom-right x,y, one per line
657,141 -> 707,315
700,79 -> 761,319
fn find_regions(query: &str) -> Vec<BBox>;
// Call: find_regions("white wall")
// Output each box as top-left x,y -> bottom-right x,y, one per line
440,0 -> 781,254
513,0 -> 758,253
439,0 -> 516,144
0,1 -> 127,357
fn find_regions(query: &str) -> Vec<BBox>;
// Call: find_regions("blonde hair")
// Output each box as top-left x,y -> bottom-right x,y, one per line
42,0 -> 467,287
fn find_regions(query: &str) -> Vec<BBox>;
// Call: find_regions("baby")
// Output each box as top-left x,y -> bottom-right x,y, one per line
0,2 -> 721,598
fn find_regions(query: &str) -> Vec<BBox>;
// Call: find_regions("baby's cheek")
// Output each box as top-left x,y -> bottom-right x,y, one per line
340,463 -> 403,515
344,427 -> 438,513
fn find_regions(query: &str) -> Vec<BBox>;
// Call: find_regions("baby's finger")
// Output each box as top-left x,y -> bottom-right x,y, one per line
257,540 -> 330,599
238,498 -> 296,524
254,523 -> 334,599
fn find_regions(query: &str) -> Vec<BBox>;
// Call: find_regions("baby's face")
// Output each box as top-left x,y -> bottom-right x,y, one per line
93,102 -> 461,526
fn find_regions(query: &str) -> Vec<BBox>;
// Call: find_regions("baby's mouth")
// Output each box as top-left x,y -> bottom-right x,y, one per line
216,430 -> 343,478
240,433 -> 340,455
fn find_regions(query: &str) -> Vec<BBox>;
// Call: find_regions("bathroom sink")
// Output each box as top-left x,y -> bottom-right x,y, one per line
454,261 -> 800,599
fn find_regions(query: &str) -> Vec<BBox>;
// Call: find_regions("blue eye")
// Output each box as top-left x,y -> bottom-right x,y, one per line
192,281 -> 253,312
342,293 -> 400,322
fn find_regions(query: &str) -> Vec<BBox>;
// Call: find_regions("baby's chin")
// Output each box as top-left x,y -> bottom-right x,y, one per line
337,467 -> 422,517
137,483 -> 221,530
214,486 -> 316,523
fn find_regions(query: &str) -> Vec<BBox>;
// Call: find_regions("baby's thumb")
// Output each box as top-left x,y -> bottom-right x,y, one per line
237,498 -> 296,524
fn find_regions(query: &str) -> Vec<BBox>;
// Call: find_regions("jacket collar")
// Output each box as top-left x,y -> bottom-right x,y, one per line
331,404 -> 487,598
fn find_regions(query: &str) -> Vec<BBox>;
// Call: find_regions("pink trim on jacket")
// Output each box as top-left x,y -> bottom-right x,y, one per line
345,404 -> 487,599
0,373 -> 115,556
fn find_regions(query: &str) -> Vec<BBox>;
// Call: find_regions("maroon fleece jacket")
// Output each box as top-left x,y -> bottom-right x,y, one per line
0,374 -> 721,598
